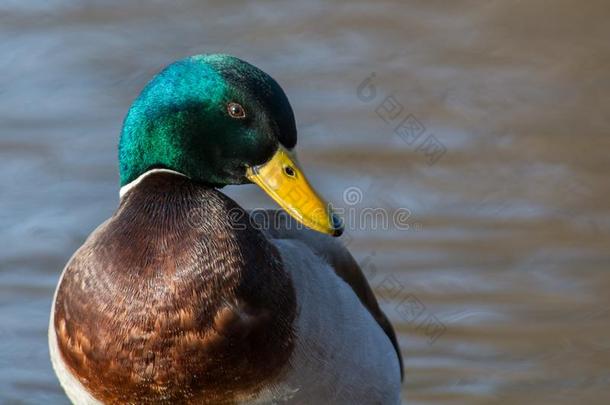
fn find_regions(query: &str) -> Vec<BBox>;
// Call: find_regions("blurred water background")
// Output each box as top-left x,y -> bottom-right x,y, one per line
1,1 -> 609,404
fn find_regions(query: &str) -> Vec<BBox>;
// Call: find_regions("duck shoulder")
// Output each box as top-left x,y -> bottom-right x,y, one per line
249,209 -> 404,380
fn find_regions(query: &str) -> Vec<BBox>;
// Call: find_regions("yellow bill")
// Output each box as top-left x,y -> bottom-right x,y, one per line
246,146 -> 344,237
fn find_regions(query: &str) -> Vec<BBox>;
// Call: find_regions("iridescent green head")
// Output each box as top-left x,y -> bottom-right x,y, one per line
119,54 -> 297,187
119,54 -> 344,236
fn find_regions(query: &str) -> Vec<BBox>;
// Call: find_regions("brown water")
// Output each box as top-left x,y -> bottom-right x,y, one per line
1,1 -> 609,404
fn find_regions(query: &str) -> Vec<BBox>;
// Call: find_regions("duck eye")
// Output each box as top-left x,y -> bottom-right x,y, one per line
227,102 -> 246,119
283,165 -> 296,177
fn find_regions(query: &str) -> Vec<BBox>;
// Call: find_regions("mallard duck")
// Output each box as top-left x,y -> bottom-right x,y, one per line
49,54 -> 403,404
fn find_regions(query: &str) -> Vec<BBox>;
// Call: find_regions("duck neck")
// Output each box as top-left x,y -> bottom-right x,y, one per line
119,168 -> 188,199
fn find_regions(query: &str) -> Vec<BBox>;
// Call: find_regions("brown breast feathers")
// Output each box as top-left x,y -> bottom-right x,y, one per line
53,173 -> 296,404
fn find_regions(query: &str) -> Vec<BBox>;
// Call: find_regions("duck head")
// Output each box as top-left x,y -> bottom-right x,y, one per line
119,54 -> 343,236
